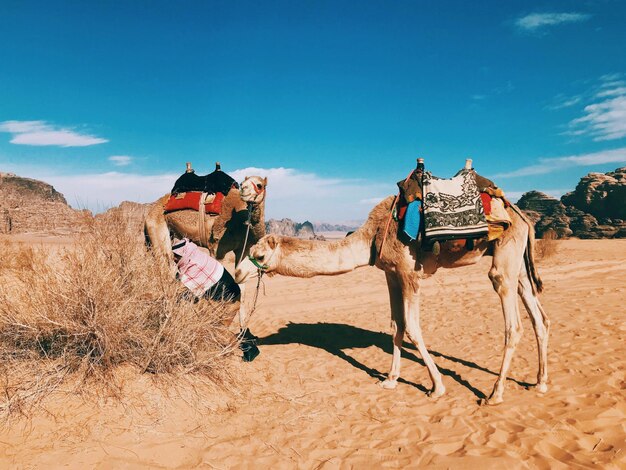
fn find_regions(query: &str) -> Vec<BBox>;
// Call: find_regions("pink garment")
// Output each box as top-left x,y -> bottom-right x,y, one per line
173,239 -> 224,297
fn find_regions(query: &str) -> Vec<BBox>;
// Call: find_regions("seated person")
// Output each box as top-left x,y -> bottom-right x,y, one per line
172,238 -> 259,362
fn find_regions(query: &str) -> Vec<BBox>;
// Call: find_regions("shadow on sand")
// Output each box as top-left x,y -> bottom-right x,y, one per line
260,322 -> 534,400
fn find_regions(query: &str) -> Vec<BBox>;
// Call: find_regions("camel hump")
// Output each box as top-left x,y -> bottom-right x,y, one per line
171,166 -> 238,195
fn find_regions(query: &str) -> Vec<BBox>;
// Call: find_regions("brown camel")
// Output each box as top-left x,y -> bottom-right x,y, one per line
235,196 -> 549,405
144,175 -> 267,327
144,175 -> 267,265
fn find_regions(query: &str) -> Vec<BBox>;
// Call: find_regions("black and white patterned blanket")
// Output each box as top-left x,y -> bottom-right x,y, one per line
422,169 -> 488,241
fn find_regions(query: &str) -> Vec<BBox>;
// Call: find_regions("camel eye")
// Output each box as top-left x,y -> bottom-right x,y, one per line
256,183 -> 263,190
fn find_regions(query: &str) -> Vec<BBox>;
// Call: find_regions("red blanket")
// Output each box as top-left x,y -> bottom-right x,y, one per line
164,192 -> 225,215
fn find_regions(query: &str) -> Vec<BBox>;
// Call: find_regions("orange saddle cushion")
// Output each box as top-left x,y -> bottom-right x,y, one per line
164,191 -> 225,215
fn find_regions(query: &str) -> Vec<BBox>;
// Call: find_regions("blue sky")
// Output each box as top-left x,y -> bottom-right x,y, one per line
1,1 -> 625,222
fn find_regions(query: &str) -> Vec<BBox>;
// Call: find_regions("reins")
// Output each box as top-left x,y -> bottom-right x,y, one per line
238,254 -> 268,333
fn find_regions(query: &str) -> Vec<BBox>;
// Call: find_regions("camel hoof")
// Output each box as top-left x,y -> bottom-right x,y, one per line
480,396 -> 503,406
536,383 -> 548,394
428,386 -> 446,399
379,379 -> 398,390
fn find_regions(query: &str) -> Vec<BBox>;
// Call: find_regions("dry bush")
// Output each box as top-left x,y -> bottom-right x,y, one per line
0,212 -> 239,417
0,240 -> 36,272
536,229 -> 559,260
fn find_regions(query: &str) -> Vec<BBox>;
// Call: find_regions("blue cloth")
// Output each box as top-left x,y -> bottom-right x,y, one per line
403,200 -> 421,241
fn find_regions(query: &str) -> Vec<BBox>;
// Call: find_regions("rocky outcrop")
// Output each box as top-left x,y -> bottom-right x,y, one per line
561,167 -> 626,220
517,191 -> 573,238
266,218 -> 321,239
517,167 -> 626,239
95,201 -> 150,235
0,172 -> 90,235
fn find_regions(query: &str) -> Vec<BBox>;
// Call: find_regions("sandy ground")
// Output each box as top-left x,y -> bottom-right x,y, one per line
1,239 -> 625,469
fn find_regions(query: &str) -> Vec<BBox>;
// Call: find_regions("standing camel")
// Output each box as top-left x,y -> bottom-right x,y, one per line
235,196 -> 549,405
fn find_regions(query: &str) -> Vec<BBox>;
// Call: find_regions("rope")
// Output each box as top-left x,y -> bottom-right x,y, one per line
198,192 -> 209,248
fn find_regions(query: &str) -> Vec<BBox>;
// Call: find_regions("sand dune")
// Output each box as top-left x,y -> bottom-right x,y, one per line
1,239 -> 625,468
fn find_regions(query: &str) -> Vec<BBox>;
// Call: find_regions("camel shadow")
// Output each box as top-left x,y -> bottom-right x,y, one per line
260,322 -> 501,400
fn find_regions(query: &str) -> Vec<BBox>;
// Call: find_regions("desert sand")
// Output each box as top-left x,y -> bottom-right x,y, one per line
1,239 -> 625,468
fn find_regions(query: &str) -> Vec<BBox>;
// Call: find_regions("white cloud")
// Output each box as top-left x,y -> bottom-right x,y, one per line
0,120 -> 108,147
515,12 -> 591,32
596,87 -> 626,98
109,155 -> 132,166
568,91 -> 626,141
493,147 -> 626,178
547,94 -> 582,110
22,166 -> 394,223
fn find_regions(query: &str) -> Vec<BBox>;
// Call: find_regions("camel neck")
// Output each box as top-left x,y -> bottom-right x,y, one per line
277,231 -> 374,277
249,201 -> 266,238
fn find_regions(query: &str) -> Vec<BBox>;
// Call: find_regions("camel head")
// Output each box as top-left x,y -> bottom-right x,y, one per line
239,176 -> 267,205
234,234 -> 282,283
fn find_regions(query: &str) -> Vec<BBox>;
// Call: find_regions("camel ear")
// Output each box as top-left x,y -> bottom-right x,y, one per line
263,177 -> 268,186
244,176 -> 249,181
267,235 -> 278,250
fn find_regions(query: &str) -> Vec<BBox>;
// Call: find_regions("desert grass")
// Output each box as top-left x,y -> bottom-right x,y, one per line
536,228 -> 559,260
0,212 -> 239,417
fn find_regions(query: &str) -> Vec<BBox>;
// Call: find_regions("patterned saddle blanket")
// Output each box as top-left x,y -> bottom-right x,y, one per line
422,169 -> 489,241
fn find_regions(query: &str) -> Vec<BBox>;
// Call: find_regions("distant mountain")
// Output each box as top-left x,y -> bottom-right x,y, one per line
313,221 -> 362,232
265,218 -> 320,239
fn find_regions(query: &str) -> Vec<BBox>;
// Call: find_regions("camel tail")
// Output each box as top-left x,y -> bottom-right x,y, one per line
511,204 -> 544,294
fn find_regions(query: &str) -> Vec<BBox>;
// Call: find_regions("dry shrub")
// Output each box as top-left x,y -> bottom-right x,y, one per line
0,240 -> 36,272
0,212 -> 239,417
536,228 -> 559,260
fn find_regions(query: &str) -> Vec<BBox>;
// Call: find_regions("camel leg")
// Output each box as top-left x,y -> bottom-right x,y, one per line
380,272 -> 405,390
485,250 -> 524,405
401,276 -> 446,398
518,267 -> 550,393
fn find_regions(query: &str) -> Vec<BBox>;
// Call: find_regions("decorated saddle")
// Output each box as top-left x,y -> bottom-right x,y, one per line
164,163 -> 238,215
395,160 -> 512,245
422,169 -> 489,241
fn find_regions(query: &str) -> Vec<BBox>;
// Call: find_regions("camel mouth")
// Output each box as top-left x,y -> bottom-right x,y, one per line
247,255 -> 269,271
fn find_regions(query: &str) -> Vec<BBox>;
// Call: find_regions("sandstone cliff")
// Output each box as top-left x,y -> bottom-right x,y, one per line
517,167 -> 626,239
0,172 -> 90,235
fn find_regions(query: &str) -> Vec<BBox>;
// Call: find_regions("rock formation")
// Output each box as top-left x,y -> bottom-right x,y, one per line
95,201 -> 150,235
517,167 -> 626,239
0,172 -> 90,235
313,222 -> 361,233
265,218 -> 320,239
